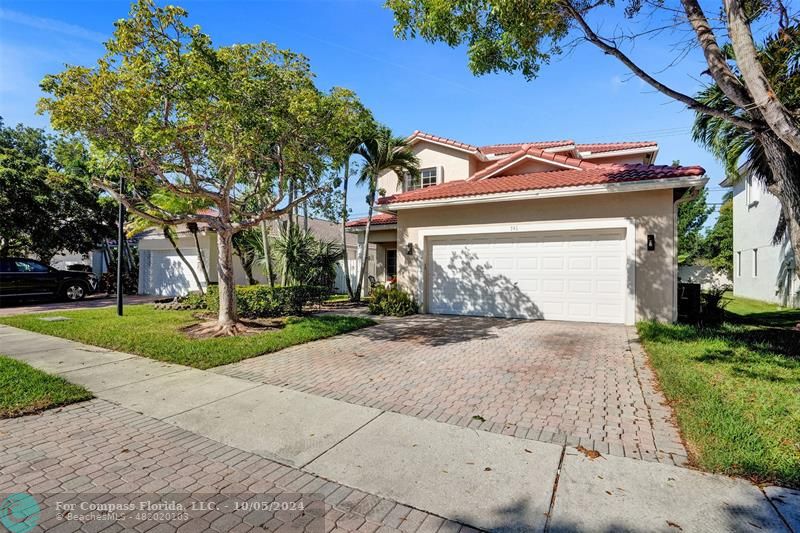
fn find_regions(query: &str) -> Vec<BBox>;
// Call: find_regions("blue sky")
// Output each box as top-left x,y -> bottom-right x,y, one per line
0,0 -> 728,221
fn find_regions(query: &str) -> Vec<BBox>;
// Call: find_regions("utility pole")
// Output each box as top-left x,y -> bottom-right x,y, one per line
116,176 -> 125,316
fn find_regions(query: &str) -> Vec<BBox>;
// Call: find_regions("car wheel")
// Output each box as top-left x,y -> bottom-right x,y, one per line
63,282 -> 87,301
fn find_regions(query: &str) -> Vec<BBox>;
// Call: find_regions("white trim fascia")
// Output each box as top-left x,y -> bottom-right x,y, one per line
579,146 -> 658,159
414,217 -> 637,325
346,224 -> 397,233
383,176 -> 708,210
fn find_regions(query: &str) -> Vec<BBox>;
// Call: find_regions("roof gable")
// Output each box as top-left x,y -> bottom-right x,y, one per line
469,145 -> 597,181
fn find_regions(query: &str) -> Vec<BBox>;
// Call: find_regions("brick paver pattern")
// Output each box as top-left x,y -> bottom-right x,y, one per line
215,316 -> 687,465
0,400 -> 465,533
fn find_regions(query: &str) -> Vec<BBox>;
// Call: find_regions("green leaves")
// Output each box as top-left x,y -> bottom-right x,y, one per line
387,0 -> 573,80
0,121 -> 116,262
37,0 -> 368,231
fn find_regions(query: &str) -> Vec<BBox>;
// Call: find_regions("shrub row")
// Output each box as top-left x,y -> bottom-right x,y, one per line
205,285 -> 328,318
368,285 -> 418,317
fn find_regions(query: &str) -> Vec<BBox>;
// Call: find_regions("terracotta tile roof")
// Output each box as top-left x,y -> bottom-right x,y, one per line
377,164 -> 705,205
345,213 -> 398,228
468,145 -> 598,181
409,131 -> 479,152
577,141 -> 658,154
479,141 -> 574,155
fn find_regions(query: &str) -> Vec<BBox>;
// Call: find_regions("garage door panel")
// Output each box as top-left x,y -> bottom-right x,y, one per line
148,251 -> 203,296
429,229 -> 626,324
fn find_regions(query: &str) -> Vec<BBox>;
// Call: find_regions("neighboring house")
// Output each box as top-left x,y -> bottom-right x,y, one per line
346,131 -> 707,324
138,215 -> 356,296
720,174 -> 799,306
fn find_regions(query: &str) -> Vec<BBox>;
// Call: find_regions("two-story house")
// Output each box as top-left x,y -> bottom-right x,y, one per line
720,174 -> 798,306
346,131 -> 707,324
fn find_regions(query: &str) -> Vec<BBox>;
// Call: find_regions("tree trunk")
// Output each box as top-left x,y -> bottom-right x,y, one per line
758,132 -> 800,281
341,157 -> 354,299
190,228 -> 211,288
303,196 -> 309,232
216,229 -> 237,326
353,187 -> 375,301
259,220 -> 275,288
163,227 -> 204,295
725,0 -> 800,155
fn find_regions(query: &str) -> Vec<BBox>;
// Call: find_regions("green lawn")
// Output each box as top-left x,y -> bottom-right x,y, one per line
637,295 -> 799,488
0,306 -> 375,369
0,356 -> 92,418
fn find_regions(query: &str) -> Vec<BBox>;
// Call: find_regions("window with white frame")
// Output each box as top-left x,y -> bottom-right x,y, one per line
752,248 -> 758,277
746,176 -> 761,207
405,167 -> 438,191
737,251 -> 742,277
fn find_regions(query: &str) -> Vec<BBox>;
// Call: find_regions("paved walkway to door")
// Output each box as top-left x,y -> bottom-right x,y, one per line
215,316 -> 687,465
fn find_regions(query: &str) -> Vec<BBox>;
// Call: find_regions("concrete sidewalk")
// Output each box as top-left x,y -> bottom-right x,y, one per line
0,324 -> 796,532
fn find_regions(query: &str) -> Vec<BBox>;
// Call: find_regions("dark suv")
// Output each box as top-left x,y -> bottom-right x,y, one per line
0,258 -> 98,302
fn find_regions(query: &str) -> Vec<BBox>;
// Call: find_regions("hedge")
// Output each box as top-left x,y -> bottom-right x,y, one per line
205,285 -> 328,318
368,285 -> 418,317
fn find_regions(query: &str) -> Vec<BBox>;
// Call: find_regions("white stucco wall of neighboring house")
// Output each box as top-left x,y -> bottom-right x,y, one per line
677,265 -> 731,290
731,177 -> 799,306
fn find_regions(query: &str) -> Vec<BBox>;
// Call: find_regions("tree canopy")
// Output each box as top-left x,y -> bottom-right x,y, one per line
387,0 -> 800,280
677,188 -> 713,265
0,119 -> 116,263
37,0 -> 369,332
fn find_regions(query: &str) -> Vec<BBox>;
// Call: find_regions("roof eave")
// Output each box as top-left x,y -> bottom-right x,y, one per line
579,146 -> 659,159
346,223 -> 398,233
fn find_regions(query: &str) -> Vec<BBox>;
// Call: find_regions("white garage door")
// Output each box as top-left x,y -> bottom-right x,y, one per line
428,229 -> 627,323
146,250 -> 204,296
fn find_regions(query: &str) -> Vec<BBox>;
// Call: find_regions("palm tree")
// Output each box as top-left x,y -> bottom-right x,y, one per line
186,221 -> 211,287
339,136 -> 365,299
352,127 -> 420,300
692,84 -> 786,243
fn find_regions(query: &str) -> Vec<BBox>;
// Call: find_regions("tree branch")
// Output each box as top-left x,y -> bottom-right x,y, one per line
680,0 -> 753,109
234,186 -> 328,230
561,0 -> 760,131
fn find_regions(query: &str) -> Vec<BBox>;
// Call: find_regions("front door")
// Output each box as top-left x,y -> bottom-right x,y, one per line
386,249 -> 397,280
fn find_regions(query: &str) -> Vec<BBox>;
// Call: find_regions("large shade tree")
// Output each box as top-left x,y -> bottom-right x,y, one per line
38,0 -> 365,335
387,0 -> 800,282
0,120 -> 116,262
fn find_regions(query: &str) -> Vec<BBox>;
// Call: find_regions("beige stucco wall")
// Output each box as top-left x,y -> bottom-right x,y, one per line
393,189 -> 677,322
377,142 -> 476,195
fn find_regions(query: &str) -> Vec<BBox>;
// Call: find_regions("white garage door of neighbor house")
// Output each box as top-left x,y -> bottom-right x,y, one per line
428,229 -> 628,323
149,251 -> 204,296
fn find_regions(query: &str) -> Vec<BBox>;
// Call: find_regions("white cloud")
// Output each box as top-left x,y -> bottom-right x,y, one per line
0,8 -> 106,43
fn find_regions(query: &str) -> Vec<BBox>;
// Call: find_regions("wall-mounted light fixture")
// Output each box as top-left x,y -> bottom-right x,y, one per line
647,234 -> 656,251
406,243 -> 414,256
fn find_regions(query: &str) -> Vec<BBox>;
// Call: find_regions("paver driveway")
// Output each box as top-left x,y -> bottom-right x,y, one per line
216,316 -> 687,465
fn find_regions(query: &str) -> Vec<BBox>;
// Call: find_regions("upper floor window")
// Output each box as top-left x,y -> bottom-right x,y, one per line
745,176 -> 761,207
406,167 -> 438,191
752,248 -> 758,277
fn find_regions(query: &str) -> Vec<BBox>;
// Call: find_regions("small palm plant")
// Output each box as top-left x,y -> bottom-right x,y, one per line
271,223 -> 343,287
